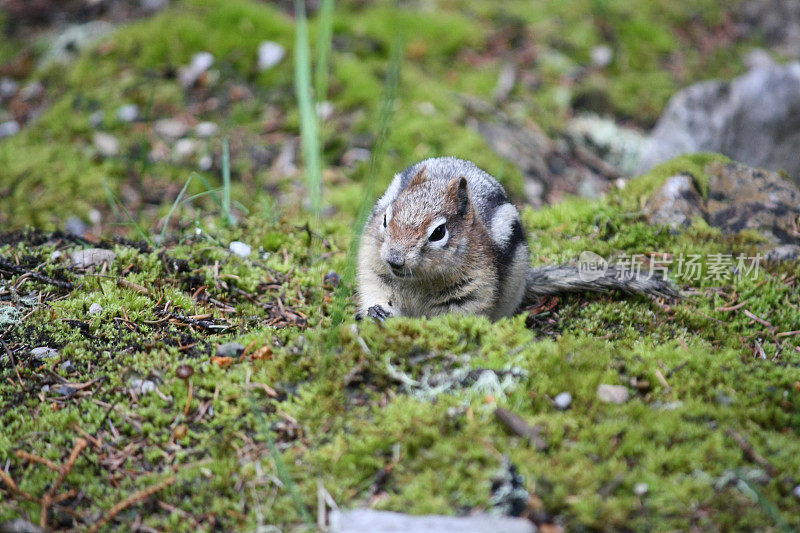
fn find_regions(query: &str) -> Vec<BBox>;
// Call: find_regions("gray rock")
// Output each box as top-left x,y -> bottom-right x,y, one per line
0,77 -> 19,98
257,41 -> 286,71
60,360 -> 75,373
644,174 -> 705,229
794,484 -> 800,500
341,147 -> 371,167
638,62 -> 800,179
316,101 -> 334,120
40,21 -> 112,67
705,161 -> 800,244
0,518 -> 47,533
744,48 -> 777,71
142,0 -> 168,11
93,132 -> 120,157
597,384 -> 629,404
19,81 -> 44,101
116,104 -> 139,122
216,342 -> 245,357
89,110 -> 105,128
0,120 -> 20,138
765,244 -> 800,262
492,63 -> 516,103
739,0 -> 800,58
567,113 -> 648,176
89,303 -> 103,315
328,510 -> 536,533
129,378 -> 156,395
179,51 -> 214,87
71,248 -> 117,268
66,216 -> 88,237
715,391 -> 735,406
274,138 -> 298,176
56,385 -> 76,397
154,118 -> 189,139
195,121 -> 218,138
554,392 -> 572,410
30,347 -> 58,360
644,162 -> 800,245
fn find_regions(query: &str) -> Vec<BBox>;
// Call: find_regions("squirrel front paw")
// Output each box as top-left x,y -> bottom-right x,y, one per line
355,304 -> 393,322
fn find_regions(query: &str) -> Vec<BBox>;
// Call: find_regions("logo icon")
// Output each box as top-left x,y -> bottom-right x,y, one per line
578,251 -> 608,282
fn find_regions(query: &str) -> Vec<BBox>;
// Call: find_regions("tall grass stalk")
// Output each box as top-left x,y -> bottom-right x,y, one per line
159,175 -> 193,245
102,178 -> 153,246
255,411 -> 314,524
293,0 -> 323,229
221,138 -> 235,226
328,31 -> 404,330
315,0 -> 335,102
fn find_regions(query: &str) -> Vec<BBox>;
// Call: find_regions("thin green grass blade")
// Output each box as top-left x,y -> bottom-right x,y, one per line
191,172 -> 225,210
102,178 -> 152,246
255,411 -> 314,524
315,0 -> 335,102
328,30 -> 404,329
222,138 -> 234,226
294,0 -> 323,227
159,175 -> 193,246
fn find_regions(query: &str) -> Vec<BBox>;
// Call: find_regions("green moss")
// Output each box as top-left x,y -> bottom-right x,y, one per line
2,0 -> 800,529
3,153 -> 800,530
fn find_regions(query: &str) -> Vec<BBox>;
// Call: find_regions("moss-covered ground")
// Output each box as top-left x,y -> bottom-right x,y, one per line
2,0 -> 799,531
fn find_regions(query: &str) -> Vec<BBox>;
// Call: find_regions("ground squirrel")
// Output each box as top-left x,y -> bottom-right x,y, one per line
356,157 -> 677,321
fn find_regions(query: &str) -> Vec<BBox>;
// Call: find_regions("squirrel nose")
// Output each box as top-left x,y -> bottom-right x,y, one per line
385,250 -> 405,270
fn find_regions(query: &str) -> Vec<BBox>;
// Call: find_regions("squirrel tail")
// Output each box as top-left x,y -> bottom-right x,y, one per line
523,264 -> 679,304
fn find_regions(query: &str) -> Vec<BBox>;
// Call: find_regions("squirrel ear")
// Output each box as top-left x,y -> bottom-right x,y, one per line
407,165 -> 427,189
448,176 -> 471,218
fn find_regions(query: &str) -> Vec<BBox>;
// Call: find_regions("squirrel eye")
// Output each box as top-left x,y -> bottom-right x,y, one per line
429,224 -> 446,242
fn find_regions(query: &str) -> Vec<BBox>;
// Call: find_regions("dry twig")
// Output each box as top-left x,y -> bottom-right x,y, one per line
87,476 -> 176,533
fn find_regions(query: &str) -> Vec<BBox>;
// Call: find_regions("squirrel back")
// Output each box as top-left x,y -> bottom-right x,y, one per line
356,157 -> 676,321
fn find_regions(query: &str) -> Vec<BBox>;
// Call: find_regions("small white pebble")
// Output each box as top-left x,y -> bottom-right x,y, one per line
258,41 -> 286,71
793,484 -> 800,500
173,138 -> 197,159
597,384 -> 630,404
50,250 -> 62,260
554,392 -> 572,410
89,302 -> 103,315
198,154 -> 213,171
229,241 -> 251,257
0,120 -> 20,138
88,208 -> 102,225
116,104 -> 139,122
316,101 -> 334,120
634,483 -> 648,496
195,121 -> 219,138
591,44 -> 614,68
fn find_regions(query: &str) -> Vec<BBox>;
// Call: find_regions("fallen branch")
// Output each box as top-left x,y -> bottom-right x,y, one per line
41,438 -> 88,528
494,407 -> 547,451
87,476 -> 176,533
726,429 -> 778,477
14,450 -> 62,472
0,256 -> 74,290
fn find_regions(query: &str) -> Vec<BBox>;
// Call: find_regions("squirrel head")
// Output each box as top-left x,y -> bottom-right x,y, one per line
375,167 -> 476,281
